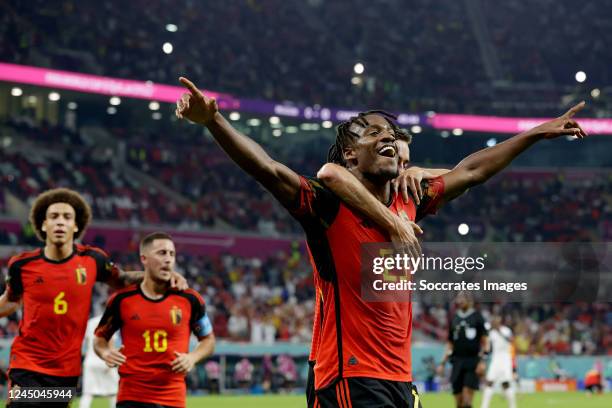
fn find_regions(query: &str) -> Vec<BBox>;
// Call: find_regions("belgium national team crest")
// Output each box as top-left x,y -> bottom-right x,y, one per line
170,306 -> 182,325
75,265 -> 87,285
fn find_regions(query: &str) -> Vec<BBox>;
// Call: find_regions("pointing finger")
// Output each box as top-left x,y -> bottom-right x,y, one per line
563,101 -> 585,118
179,77 -> 202,97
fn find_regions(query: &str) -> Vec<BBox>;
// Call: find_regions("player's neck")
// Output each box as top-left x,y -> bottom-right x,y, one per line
350,169 -> 392,204
44,240 -> 74,261
140,275 -> 168,299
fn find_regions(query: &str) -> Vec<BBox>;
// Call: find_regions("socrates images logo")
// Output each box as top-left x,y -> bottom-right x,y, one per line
75,265 -> 87,285
170,306 -> 183,325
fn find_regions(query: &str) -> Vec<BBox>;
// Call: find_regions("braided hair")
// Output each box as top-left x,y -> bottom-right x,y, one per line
327,110 -> 410,166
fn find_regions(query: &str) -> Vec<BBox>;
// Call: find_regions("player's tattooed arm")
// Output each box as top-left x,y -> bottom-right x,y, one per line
439,102 -> 588,206
317,163 -> 423,259
175,77 -> 301,209
392,167 -> 450,205
172,333 -> 216,374
0,289 -> 21,317
107,269 -> 188,290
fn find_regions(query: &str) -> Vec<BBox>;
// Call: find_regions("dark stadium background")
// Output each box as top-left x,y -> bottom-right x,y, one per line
0,0 -> 610,405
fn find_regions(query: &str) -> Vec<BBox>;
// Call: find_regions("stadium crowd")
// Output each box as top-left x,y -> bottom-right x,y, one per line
1,0 -> 607,115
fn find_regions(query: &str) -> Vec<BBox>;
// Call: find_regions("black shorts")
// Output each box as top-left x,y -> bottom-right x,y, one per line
7,368 -> 78,408
306,360 -> 317,408
450,357 -> 480,394
117,402 -> 179,408
586,384 -> 602,393
316,377 -> 423,408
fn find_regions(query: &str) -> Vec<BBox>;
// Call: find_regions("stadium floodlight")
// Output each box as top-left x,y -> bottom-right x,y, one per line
67,102 -> 78,110
152,112 -> 162,120
247,118 -> 261,126
440,130 -> 450,138
575,71 -> 586,83
162,42 -> 174,54
351,76 -> 362,86
11,87 -> 23,96
106,106 -> 117,115
148,101 -> 160,111
229,112 -> 241,121
272,129 -> 282,137
591,88 -> 600,98
300,123 -> 320,131
269,116 -> 280,125
458,223 -> 470,235
353,62 -> 365,74
452,128 -> 463,136
322,120 -> 333,129
285,126 -> 298,133
109,96 -> 121,106
486,138 -> 497,147
48,92 -> 61,102
166,24 -> 178,32
410,125 -> 422,134
27,95 -> 37,104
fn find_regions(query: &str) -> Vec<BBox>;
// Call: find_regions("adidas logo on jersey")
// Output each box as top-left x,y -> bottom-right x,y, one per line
130,314 -> 141,320
34,277 -> 44,284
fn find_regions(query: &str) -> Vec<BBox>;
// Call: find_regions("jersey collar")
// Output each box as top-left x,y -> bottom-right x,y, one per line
41,244 -> 77,264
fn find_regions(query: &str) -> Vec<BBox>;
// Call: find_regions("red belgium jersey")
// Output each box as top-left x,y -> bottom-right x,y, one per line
6,244 -> 119,377
95,285 -> 207,408
290,176 -> 445,390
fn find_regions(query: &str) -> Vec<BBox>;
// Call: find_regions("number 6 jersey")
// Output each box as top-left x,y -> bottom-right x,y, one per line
95,284 -> 208,407
6,244 -> 120,377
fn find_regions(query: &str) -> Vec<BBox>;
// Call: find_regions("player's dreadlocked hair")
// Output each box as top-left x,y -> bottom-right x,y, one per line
327,110 -> 410,167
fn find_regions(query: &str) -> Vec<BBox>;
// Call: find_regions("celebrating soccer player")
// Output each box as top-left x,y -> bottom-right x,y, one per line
0,188 -> 186,408
94,232 -> 215,408
175,77 -> 587,408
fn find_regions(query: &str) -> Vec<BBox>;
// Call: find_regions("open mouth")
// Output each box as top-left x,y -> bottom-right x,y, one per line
377,145 -> 396,158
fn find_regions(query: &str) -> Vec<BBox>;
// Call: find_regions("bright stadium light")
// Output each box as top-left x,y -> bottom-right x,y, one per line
322,120 -> 333,129
575,71 -> 586,83
452,128 -> 463,136
107,106 -> 117,115
229,112 -> 241,121
440,130 -> 450,138
410,125 -> 422,134
152,112 -> 162,120
148,101 -> 160,111
48,92 -> 61,102
166,24 -> 178,32
272,129 -> 282,137
353,62 -> 365,74
11,87 -> 23,96
269,116 -> 280,125
486,138 -> 497,147
162,42 -> 174,54
458,223 -> 470,235
67,102 -> 78,110
591,88 -> 601,98
247,118 -> 261,126
351,76 -> 362,86
285,126 -> 298,133
27,95 -> 37,104
109,96 -> 121,106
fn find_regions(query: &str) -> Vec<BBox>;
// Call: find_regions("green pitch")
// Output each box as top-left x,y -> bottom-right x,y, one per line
80,392 -> 612,408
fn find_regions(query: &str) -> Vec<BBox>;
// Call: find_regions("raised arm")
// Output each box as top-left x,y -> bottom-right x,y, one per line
439,102 -> 588,204
317,163 -> 423,259
175,77 -> 301,208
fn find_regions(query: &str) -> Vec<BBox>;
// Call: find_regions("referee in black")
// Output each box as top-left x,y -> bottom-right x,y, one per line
438,292 -> 488,408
